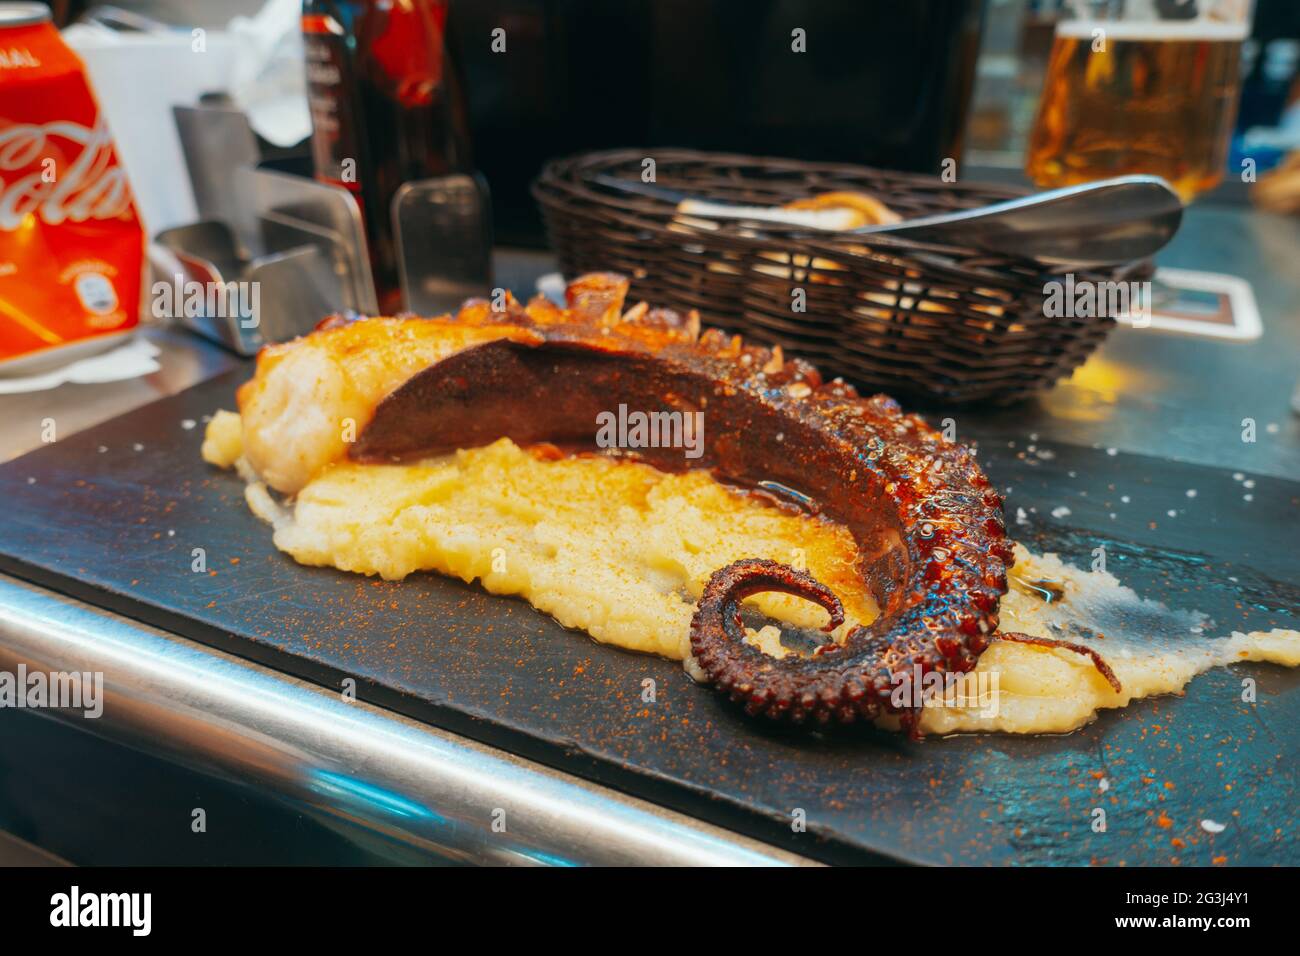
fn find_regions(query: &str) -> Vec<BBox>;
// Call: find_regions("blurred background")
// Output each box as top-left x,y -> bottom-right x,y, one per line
38,0 -> 1300,244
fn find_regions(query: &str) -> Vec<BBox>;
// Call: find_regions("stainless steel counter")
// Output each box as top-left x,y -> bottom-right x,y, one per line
0,573 -> 806,865
973,203 -> 1300,479
0,220 -> 1295,864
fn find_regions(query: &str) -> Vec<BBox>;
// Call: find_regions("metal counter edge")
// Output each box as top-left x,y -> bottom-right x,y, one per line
0,573 -> 813,867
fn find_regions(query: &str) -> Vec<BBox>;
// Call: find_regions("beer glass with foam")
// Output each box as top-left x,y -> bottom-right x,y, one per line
1025,0 -> 1253,200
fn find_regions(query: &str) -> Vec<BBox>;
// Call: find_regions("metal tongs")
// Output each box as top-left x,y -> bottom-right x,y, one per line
594,174 -> 1184,268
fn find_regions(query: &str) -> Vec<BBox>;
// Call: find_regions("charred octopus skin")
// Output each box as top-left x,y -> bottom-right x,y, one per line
351,273 -> 1013,736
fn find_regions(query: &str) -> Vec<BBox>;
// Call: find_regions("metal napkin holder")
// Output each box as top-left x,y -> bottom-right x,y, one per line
157,104 -> 492,356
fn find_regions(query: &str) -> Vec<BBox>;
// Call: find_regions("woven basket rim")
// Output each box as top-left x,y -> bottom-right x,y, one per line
532,148 -> 1147,404
534,148 -> 1144,284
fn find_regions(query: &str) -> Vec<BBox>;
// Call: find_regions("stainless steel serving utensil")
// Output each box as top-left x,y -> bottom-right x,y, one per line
235,166 -> 379,316
393,173 -> 494,315
172,104 -> 262,258
153,219 -> 346,356
592,174 -> 1184,267
851,176 -> 1183,267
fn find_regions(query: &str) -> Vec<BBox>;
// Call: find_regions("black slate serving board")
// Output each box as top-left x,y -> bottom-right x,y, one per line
0,370 -> 1297,865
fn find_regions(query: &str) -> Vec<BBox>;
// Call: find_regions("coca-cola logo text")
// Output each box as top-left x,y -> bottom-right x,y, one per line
0,47 -> 40,69
0,120 -> 133,230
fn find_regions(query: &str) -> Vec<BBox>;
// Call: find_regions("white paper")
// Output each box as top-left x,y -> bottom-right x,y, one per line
0,338 -> 161,395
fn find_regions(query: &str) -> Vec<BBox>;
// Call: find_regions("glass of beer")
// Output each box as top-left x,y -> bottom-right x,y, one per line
1025,0 -> 1253,200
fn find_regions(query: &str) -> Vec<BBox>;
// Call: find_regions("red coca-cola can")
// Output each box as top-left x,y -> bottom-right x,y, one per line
0,2 -> 145,367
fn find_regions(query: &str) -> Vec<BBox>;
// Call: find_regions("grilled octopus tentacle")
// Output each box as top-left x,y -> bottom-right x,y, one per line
691,559 -> 897,726
691,559 -> 931,733
691,561 -> 847,715
998,632 -> 1122,693
351,281 -> 1013,735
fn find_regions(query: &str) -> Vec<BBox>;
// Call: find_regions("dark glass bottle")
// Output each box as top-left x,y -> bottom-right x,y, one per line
303,0 -> 472,313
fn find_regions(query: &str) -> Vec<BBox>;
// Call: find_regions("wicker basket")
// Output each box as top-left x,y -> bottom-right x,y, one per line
533,148 -> 1151,405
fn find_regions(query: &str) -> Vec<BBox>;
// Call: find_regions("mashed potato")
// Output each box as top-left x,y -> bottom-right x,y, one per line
911,546 -> 1299,734
203,410 -> 1299,734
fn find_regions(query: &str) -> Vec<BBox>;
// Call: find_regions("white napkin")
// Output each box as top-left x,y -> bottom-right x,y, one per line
0,338 -> 161,395
227,0 -> 313,148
